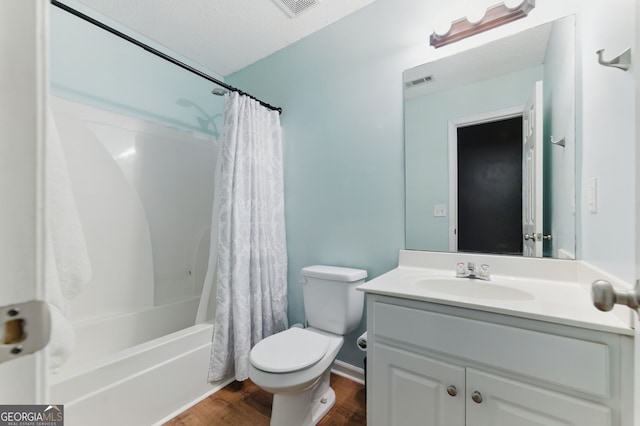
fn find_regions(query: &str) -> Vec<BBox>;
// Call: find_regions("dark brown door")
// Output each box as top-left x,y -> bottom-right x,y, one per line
457,116 -> 523,255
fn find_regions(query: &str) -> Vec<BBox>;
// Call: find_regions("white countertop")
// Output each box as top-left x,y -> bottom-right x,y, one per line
358,251 -> 634,336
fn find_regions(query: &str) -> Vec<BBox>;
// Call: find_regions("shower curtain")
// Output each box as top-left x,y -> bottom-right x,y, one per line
208,92 -> 288,382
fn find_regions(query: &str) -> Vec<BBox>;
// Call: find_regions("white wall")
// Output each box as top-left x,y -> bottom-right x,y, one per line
577,0 -> 636,282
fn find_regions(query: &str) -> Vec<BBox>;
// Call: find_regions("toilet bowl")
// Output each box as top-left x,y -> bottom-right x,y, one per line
248,265 -> 366,426
249,327 -> 343,426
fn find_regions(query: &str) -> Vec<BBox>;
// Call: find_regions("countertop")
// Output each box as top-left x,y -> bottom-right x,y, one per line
358,251 -> 634,336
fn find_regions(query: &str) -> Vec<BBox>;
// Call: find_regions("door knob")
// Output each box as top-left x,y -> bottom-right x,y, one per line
471,391 -> 483,404
523,234 -> 535,241
592,279 -> 640,313
446,385 -> 457,397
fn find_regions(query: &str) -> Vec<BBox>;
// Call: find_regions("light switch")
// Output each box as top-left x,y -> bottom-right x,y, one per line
434,204 -> 447,217
588,177 -> 598,213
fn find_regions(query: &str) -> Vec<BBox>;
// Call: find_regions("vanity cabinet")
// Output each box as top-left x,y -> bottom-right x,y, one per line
466,368 -> 610,425
366,294 -> 631,426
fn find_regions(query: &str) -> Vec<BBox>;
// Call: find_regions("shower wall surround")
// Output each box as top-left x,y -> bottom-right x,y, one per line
49,0 -> 224,357
48,4 -> 229,422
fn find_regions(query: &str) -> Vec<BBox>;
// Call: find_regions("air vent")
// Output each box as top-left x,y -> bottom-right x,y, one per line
404,75 -> 435,88
272,0 -> 320,18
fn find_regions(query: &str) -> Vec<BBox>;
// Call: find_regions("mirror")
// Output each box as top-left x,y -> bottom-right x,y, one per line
404,15 -> 576,259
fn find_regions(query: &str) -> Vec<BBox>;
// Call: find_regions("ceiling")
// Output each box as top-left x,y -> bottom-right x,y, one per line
68,0 -> 377,77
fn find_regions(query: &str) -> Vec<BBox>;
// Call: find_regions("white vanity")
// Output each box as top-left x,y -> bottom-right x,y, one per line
359,250 -> 635,426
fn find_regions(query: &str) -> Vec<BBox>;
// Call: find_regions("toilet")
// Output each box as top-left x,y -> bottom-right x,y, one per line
249,265 -> 367,426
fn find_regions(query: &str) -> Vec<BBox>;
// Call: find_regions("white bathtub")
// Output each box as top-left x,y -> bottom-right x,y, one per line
50,316 -> 229,426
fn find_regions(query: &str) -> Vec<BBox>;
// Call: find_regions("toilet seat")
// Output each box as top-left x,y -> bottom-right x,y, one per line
250,328 -> 329,373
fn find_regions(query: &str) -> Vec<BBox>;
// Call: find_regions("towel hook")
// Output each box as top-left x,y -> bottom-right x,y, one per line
550,136 -> 565,147
596,48 -> 631,71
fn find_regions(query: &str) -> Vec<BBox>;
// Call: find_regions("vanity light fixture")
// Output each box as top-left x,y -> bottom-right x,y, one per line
430,0 -> 535,49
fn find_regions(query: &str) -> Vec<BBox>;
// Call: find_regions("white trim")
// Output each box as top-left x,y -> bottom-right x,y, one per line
0,0 -> 49,404
447,105 -> 525,252
332,359 -> 365,385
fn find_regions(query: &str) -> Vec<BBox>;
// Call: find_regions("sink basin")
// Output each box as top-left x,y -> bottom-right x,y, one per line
413,277 -> 534,301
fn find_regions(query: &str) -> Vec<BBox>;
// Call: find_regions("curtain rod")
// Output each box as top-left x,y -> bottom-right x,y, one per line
50,0 -> 283,114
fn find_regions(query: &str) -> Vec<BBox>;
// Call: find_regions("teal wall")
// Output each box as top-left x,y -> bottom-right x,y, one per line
228,3 -> 408,368
50,0 -> 638,370
226,0 -> 636,367
50,1 -> 224,137
405,66 -> 543,251
49,1 -> 405,369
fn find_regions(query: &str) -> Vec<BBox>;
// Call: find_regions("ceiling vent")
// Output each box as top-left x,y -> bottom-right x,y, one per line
272,0 -> 320,18
404,75 -> 435,88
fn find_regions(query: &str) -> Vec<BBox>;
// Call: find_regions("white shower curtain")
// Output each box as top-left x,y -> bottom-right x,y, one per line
208,92 -> 288,382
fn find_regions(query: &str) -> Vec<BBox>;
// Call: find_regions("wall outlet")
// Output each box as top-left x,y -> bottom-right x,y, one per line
588,177 -> 598,213
434,204 -> 447,217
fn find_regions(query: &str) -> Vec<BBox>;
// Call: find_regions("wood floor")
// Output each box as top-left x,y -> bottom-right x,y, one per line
164,374 -> 366,426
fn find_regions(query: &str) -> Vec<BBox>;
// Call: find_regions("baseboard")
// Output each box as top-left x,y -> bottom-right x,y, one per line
332,359 -> 365,385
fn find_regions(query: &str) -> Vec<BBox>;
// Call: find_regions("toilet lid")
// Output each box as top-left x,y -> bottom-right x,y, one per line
250,328 -> 330,373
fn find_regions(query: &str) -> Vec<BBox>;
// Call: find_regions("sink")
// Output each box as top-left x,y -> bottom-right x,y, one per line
413,277 -> 535,301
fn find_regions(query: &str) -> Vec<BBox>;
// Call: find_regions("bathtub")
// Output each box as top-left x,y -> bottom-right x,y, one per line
50,311 -> 229,426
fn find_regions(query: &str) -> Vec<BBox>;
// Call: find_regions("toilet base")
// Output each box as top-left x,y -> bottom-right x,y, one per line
269,369 -> 335,426
311,387 -> 335,425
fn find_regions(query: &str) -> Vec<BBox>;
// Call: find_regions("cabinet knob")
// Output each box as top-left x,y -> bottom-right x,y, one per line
471,391 -> 483,404
446,385 -> 457,397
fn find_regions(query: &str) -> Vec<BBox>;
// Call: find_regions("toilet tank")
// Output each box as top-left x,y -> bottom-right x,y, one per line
301,265 -> 367,335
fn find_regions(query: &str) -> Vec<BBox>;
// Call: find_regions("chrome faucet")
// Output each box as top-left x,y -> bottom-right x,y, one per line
467,262 -> 476,276
455,261 -> 491,281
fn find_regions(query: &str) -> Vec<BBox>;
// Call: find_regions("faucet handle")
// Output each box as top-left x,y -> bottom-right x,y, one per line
455,262 -> 467,276
478,264 -> 491,279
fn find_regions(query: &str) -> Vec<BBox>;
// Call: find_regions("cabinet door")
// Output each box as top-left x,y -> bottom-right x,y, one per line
466,368 -> 611,426
371,344 -> 465,426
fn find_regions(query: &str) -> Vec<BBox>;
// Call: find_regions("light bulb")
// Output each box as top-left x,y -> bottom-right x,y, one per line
466,5 -> 486,25
434,18 -> 452,36
504,0 -> 524,9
